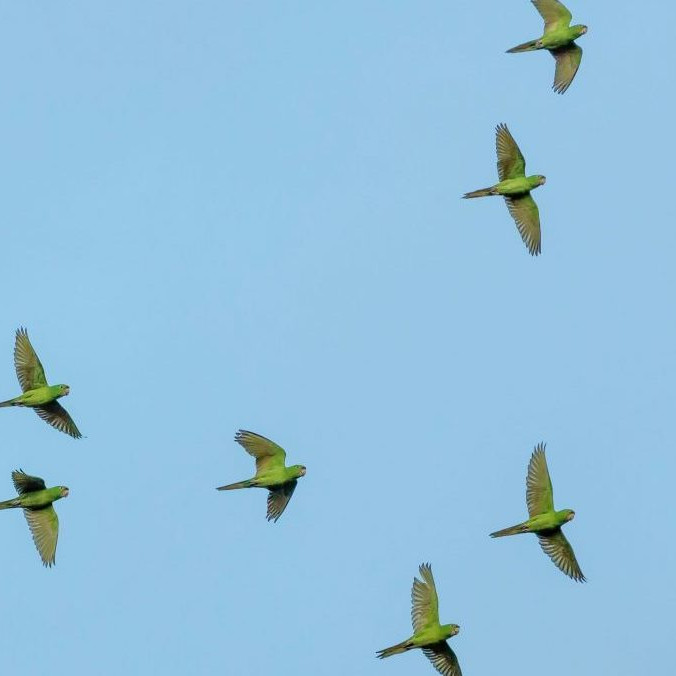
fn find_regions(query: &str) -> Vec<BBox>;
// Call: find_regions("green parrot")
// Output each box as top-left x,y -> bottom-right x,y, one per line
507,0 -> 587,94
0,470 -> 69,567
0,328 -> 81,438
377,563 -> 462,676
463,123 -> 544,256
490,443 -> 585,582
216,429 -> 306,522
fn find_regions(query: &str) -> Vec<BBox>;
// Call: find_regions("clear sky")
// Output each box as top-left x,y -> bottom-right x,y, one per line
0,1 -> 673,674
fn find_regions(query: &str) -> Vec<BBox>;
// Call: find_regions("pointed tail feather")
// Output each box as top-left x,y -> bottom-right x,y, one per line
0,399 -> 17,408
216,479 -> 255,491
0,497 -> 21,510
376,640 -> 414,659
490,522 -> 530,538
463,186 -> 496,199
506,39 -> 540,53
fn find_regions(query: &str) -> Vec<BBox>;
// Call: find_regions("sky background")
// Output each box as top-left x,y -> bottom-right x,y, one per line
0,1 -> 673,674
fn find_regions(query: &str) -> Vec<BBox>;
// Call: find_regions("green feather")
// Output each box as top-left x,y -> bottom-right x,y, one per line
377,564 -> 462,676
490,444 -> 586,582
506,0 -> 588,94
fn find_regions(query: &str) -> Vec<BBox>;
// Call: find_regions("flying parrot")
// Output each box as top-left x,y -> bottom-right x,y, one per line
216,429 -> 306,522
0,328 -> 81,438
0,470 -> 69,566
490,442 -> 585,582
464,123 -> 545,255
377,563 -> 462,676
507,0 -> 587,94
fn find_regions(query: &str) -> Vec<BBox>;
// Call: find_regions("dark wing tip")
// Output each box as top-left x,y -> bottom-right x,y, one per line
234,429 -> 266,444
418,561 -> 432,576
533,442 -> 547,456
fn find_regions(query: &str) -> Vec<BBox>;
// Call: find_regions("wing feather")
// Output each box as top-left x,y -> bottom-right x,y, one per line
551,43 -> 583,94
411,563 -> 440,633
23,506 -> 59,567
504,194 -> 541,255
266,481 -> 297,522
538,529 -> 585,582
526,443 -> 554,516
422,642 -> 463,676
12,470 -> 46,494
34,402 -> 82,439
496,123 -> 526,180
532,0 -> 573,33
14,328 -> 48,392
235,429 -> 286,474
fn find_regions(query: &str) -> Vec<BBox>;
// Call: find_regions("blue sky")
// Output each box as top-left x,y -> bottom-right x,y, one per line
0,1 -> 673,674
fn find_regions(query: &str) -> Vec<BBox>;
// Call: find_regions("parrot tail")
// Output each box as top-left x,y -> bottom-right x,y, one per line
462,186 -> 496,199
0,399 -> 17,407
506,39 -> 540,53
0,498 -> 22,510
376,640 -> 414,659
215,479 -> 256,491
490,522 -> 530,538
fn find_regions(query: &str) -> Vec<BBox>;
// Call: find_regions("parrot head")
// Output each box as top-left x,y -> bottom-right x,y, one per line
537,175 -> 547,186
442,624 -> 460,640
574,25 -> 588,37
293,465 -> 307,478
59,486 -> 70,498
564,509 -> 575,522
56,384 -> 71,397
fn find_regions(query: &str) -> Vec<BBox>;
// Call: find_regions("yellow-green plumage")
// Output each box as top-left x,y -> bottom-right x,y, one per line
507,0 -> 588,94
0,328 -> 81,438
490,443 -> 585,582
216,430 -> 306,522
377,564 -> 462,676
0,470 -> 69,567
464,124 -> 545,255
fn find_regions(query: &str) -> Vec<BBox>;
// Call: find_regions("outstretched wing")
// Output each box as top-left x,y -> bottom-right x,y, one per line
34,402 -> 82,439
504,194 -> 541,256
14,328 -> 48,392
551,43 -> 583,94
496,124 -> 526,180
526,443 -> 554,516
12,469 -> 46,494
533,0 -> 573,33
266,481 -> 297,522
235,429 -> 286,474
23,505 -> 59,567
411,562 -> 440,633
538,529 -> 585,582
423,642 -> 463,676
